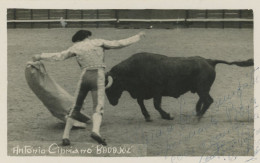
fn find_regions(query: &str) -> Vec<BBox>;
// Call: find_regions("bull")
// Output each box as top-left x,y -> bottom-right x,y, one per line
105,52 -> 253,122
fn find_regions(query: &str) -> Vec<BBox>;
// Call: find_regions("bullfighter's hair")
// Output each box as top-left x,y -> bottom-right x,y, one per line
72,30 -> 92,43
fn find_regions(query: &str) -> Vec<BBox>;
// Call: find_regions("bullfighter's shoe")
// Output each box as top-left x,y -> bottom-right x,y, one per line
90,132 -> 107,146
62,138 -> 71,146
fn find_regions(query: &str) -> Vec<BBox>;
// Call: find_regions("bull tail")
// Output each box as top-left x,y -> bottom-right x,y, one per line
207,58 -> 254,67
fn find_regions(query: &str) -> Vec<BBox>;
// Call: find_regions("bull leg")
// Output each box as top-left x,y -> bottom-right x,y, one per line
196,98 -> 203,116
197,93 -> 213,121
153,96 -> 174,120
137,98 -> 152,122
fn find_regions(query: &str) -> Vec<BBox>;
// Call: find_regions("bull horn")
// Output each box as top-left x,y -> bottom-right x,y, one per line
105,76 -> 113,89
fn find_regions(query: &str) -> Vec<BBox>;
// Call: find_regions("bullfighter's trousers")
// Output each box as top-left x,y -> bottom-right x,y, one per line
63,67 -> 105,139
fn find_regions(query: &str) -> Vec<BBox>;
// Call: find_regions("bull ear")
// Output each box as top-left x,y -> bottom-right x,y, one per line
105,76 -> 113,89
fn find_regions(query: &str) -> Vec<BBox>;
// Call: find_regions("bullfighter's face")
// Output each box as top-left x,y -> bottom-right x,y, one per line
105,78 -> 123,106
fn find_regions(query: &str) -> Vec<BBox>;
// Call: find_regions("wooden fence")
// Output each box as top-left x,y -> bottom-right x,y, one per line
7,9 -> 253,29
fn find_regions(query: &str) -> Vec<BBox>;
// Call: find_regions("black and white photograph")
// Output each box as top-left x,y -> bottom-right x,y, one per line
1,0 -> 260,162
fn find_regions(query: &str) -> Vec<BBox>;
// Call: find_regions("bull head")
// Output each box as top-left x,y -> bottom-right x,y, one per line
105,72 -> 123,106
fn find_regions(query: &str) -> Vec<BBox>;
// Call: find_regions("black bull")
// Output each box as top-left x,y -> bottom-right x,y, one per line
105,52 -> 253,121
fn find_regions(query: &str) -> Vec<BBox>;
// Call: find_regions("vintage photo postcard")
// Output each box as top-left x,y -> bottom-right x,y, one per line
1,0 -> 260,163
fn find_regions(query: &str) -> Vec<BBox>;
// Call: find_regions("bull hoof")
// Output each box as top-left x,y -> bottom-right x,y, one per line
163,117 -> 174,120
145,117 -> 153,122
196,112 -> 201,117
196,112 -> 203,121
197,115 -> 203,122
162,114 -> 174,120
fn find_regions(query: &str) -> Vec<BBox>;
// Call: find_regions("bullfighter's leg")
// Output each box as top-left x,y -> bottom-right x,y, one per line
137,98 -> 152,122
153,96 -> 174,120
90,68 -> 107,146
62,69 -> 90,146
62,84 -> 89,146
196,98 -> 203,116
197,93 -> 213,120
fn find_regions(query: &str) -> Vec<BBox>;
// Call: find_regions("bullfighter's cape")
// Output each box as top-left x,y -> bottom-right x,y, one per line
25,61 -> 90,128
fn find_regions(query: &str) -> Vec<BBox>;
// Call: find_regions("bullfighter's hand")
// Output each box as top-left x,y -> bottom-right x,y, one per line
32,54 -> 41,62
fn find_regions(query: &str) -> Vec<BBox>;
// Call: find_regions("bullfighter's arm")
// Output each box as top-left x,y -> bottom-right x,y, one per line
101,32 -> 145,49
37,49 -> 75,62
